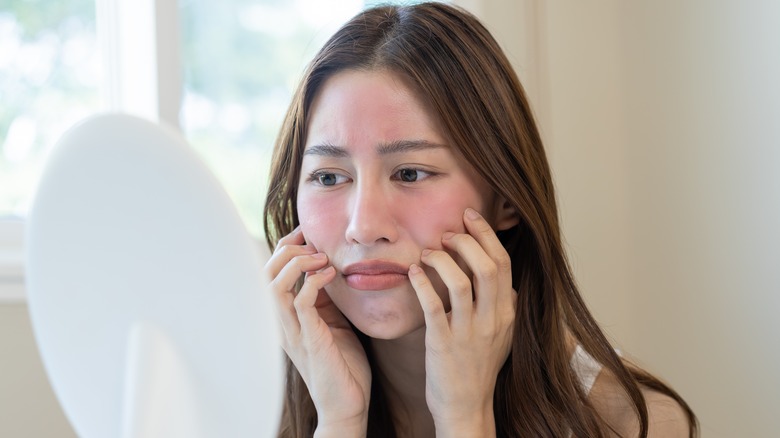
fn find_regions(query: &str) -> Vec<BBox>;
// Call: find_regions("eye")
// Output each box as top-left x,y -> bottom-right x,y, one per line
309,171 -> 349,187
392,167 -> 436,183
399,168 -> 419,182
318,173 -> 338,186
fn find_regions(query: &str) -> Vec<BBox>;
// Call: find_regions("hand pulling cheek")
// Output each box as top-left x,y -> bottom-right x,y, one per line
465,207 -> 481,221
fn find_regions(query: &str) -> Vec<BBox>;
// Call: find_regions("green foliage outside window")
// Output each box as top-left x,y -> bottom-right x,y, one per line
0,0 -> 99,217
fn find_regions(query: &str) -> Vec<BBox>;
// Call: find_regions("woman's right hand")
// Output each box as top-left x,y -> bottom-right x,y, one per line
263,226 -> 372,437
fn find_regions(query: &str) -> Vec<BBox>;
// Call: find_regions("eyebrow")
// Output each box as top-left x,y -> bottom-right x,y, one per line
303,140 -> 446,157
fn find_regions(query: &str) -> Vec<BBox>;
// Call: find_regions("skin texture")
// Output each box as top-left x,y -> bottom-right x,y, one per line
265,69 -> 519,437
297,69 -> 503,340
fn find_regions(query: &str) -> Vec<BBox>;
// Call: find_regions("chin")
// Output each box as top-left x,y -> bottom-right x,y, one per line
352,317 -> 424,340
329,287 -> 426,340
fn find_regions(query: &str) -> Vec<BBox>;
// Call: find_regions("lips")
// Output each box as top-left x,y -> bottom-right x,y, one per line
342,261 -> 409,291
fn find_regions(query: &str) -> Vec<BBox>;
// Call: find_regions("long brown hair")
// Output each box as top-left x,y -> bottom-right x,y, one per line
264,3 -> 697,437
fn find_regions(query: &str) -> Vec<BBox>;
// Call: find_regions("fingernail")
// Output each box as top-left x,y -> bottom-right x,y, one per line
322,266 -> 335,274
442,232 -> 455,240
408,264 -> 422,274
312,253 -> 326,259
465,208 -> 481,220
421,249 -> 432,257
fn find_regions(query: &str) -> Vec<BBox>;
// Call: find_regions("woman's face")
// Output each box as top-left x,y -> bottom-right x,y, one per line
296,69 -> 499,340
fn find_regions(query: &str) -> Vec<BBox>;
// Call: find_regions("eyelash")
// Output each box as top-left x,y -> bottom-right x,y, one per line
306,167 -> 438,187
390,167 -> 437,183
307,170 -> 349,187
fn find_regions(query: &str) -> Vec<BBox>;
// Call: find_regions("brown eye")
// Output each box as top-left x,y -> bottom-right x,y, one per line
399,169 -> 418,182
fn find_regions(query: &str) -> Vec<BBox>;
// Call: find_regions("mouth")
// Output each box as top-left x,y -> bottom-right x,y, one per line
341,260 -> 410,291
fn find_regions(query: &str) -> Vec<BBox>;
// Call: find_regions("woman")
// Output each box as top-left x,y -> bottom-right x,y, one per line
263,2 -> 697,437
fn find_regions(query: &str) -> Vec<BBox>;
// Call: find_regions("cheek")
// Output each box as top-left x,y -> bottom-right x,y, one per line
403,189 -> 479,248
296,192 -> 343,250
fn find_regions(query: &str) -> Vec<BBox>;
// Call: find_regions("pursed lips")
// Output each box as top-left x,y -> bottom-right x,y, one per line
341,261 -> 410,291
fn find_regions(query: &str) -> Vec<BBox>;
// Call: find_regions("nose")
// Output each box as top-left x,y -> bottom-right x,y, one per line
344,180 -> 398,245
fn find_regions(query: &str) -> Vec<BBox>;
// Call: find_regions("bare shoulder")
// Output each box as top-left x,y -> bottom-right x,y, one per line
640,386 -> 691,437
588,367 -> 691,437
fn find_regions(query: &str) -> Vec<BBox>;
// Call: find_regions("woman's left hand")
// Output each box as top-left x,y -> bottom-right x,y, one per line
408,208 -> 517,438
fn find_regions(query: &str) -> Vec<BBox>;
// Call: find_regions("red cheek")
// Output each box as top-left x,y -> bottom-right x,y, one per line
297,195 -> 341,248
399,191 -> 471,247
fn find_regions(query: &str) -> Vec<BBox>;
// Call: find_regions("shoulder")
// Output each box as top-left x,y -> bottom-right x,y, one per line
641,387 -> 692,437
588,367 -> 691,437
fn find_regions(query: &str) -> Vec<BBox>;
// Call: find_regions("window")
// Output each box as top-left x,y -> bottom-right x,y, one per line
0,0 -> 100,219
1,0 -> 99,301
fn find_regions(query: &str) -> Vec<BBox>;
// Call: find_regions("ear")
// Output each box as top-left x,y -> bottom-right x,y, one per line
492,196 -> 520,231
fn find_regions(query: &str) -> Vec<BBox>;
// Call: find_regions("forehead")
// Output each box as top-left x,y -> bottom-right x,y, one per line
304,69 -> 446,151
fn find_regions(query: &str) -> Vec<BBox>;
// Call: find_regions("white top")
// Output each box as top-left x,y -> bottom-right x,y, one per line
570,345 -> 603,395
568,346 -> 605,437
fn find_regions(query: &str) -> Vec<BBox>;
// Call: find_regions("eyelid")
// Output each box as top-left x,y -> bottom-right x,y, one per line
390,166 -> 439,182
307,169 -> 351,187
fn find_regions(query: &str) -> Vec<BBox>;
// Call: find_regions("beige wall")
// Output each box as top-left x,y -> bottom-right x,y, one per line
475,0 -> 780,436
619,3 -> 780,436
0,303 -> 76,437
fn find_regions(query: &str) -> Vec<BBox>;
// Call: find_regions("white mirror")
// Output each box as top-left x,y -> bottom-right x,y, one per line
25,113 -> 283,438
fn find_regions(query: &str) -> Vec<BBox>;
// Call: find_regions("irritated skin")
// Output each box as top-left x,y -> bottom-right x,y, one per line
266,68 -> 519,438
296,69 -> 501,340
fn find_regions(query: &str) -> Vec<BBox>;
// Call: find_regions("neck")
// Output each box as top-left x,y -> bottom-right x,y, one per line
370,328 -> 435,438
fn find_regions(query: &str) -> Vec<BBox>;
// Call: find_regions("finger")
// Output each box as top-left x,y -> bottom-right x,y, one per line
408,263 -> 450,341
274,225 -> 303,251
313,289 -> 350,329
265,229 -> 317,280
462,208 -> 514,312
271,253 -> 329,338
420,248 -> 474,333
440,231 -> 499,319
295,266 -> 336,342
264,244 -> 318,281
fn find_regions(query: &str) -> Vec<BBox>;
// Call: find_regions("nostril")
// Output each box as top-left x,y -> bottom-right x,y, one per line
344,210 -> 397,245
344,186 -> 399,245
